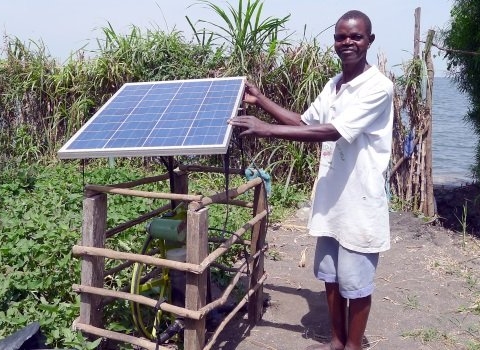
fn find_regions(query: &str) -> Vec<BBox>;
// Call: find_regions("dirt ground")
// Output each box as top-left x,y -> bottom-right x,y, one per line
210,185 -> 480,350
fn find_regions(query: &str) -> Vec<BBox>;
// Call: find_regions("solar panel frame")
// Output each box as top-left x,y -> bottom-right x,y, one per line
57,76 -> 246,159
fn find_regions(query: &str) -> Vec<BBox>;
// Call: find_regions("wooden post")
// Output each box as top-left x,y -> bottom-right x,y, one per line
414,7 -> 421,59
248,182 -> 268,324
424,29 -> 436,217
79,192 -> 107,330
173,168 -> 188,209
184,206 -> 209,350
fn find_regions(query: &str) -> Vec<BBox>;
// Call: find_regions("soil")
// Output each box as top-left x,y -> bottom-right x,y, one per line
210,184 -> 480,350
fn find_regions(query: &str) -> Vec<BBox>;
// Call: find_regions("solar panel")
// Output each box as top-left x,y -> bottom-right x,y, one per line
58,77 -> 245,159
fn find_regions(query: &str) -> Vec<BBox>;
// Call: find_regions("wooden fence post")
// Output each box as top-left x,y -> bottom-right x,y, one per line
173,168 -> 188,208
414,7 -> 421,59
424,29 -> 436,217
248,182 -> 267,324
79,192 -> 107,330
184,206 -> 209,350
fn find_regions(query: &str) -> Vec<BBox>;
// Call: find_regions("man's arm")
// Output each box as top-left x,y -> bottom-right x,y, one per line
244,82 -> 303,126
229,115 -> 341,142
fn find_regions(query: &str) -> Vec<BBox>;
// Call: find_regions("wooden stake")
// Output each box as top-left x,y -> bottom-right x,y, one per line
414,7 -> 421,59
85,184 -> 203,202
107,173 -> 170,189
198,210 -> 267,273
203,273 -> 267,350
424,29 -> 436,217
79,193 -> 107,332
249,182 -> 268,324
190,177 -> 263,210
106,203 -> 170,238
178,164 -> 244,175
184,207 -> 209,350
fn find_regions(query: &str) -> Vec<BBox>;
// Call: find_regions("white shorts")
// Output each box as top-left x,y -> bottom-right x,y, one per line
313,236 -> 379,299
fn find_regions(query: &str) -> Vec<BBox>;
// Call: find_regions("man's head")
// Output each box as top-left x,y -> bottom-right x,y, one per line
334,10 -> 375,67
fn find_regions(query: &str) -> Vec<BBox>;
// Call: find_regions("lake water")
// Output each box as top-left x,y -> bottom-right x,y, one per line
432,77 -> 476,185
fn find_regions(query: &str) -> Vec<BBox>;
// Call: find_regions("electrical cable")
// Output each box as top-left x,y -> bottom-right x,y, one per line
81,159 -> 86,189
154,297 -> 167,350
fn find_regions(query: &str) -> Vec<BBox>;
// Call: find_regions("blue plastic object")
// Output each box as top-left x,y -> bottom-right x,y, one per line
403,129 -> 415,158
245,167 -> 271,196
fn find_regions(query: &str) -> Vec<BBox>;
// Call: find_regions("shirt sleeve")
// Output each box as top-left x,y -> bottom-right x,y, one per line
301,80 -> 335,125
331,85 -> 393,143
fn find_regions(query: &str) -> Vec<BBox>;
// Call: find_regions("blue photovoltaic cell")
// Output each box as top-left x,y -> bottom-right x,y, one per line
57,77 -> 245,159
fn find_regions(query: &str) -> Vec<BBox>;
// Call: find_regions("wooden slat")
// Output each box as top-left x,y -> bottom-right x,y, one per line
85,184 -> 203,202
72,245 -> 202,274
73,284 -> 203,320
74,322 -> 162,350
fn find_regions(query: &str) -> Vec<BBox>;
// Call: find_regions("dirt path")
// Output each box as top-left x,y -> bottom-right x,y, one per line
212,210 -> 480,350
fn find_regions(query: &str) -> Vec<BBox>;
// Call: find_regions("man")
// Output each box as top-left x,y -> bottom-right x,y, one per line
229,10 -> 393,350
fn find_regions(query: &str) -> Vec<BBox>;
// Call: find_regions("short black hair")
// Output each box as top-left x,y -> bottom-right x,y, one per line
336,10 -> 372,35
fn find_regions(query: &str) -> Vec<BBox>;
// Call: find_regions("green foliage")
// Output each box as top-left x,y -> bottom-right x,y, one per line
0,163 -> 86,346
95,23 -> 224,85
0,161 -> 161,347
0,160 -> 304,347
272,42 -> 340,112
442,0 -> 480,178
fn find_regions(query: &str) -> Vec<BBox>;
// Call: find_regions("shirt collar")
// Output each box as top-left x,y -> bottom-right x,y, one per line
333,65 -> 379,89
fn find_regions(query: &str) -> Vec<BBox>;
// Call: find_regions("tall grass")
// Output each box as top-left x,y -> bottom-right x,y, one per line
0,27 -> 225,165
187,0 -> 290,76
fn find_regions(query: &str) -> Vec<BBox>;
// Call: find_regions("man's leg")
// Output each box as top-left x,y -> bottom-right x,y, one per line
344,295 -> 371,350
308,237 -> 346,350
306,288 -> 371,350
306,281 -> 347,350
308,237 -> 377,350
338,245 -> 378,350
324,282 -> 347,350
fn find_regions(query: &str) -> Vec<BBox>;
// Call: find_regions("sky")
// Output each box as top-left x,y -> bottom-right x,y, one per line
0,0 -> 454,76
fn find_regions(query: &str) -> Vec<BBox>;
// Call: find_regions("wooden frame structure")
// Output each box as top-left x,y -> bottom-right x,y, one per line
71,165 -> 268,350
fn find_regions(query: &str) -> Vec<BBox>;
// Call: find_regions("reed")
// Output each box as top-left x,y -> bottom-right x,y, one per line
0,26 -> 224,166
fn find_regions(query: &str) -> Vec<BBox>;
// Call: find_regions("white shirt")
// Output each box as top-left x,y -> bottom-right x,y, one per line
301,66 -> 394,253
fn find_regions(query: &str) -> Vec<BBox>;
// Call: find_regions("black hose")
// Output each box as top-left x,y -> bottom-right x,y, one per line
157,318 -> 185,344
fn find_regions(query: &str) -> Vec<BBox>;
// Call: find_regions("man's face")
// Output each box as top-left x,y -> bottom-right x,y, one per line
334,18 -> 372,66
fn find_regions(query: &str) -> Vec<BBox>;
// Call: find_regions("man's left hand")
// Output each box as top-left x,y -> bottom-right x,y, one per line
229,115 -> 271,137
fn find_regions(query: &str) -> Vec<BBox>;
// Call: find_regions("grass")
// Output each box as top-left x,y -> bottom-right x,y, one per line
402,327 -> 451,344
402,294 -> 420,310
454,200 -> 469,248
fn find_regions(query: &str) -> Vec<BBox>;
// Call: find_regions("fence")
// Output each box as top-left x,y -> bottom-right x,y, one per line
71,164 -> 268,350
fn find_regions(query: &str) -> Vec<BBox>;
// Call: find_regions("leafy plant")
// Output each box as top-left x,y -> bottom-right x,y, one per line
187,0 -> 290,75
0,161 -> 161,346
